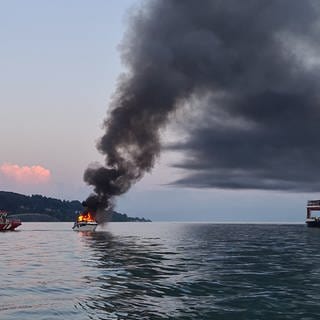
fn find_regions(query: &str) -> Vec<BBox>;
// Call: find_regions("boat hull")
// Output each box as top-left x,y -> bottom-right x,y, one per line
0,220 -> 21,231
72,222 -> 97,232
306,218 -> 320,228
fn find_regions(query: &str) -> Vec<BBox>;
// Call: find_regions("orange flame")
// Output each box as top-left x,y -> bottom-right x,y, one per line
77,212 -> 95,222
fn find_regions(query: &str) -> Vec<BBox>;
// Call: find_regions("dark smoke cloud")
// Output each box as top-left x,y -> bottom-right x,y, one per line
84,0 -> 320,212
164,0 -> 320,192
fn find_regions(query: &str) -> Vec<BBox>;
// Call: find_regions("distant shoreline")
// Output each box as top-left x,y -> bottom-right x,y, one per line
8,212 -> 151,223
0,191 -> 151,222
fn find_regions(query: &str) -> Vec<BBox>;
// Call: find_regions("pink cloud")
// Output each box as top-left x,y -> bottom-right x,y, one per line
0,163 -> 51,184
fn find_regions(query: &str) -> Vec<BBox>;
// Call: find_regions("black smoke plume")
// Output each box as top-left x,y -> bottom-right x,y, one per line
84,0 -> 320,212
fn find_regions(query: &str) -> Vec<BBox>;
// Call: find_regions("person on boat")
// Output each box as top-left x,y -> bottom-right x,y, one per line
0,212 -> 8,224
3,212 -> 7,223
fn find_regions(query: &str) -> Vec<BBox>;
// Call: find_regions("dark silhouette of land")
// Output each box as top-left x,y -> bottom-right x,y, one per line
0,191 -> 150,222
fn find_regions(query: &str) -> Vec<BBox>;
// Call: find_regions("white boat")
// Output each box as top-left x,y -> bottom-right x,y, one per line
306,200 -> 320,228
72,221 -> 98,232
72,211 -> 98,232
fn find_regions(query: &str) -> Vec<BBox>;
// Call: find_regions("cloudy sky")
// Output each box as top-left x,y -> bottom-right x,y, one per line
1,0 -> 318,221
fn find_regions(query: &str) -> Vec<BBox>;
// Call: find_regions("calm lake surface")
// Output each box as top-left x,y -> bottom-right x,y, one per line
1,222 -> 320,319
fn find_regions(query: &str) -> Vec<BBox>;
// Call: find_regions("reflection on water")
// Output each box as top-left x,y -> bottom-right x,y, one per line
78,230 -> 189,319
75,223 -> 320,320
1,223 -> 320,319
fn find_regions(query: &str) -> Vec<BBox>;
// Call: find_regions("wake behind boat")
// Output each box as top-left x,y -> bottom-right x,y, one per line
0,211 -> 21,231
72,211 -> 98,232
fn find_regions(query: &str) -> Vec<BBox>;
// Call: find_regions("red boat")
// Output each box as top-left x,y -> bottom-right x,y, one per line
0,211 -> 21,231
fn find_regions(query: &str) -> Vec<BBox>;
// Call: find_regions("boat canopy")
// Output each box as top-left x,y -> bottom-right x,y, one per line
307,200 -> 320,207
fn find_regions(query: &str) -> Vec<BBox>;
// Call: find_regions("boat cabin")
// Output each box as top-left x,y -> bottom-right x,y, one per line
307,200 -> 320,218
306,200 -> 320,227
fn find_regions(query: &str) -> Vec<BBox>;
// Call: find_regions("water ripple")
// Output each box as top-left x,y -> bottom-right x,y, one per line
1,223 -> 320,319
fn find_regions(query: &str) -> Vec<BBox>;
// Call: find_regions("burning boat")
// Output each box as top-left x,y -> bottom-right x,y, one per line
306,200 -> 320,227
0,211 -> 21,231
72,211 -> 98,232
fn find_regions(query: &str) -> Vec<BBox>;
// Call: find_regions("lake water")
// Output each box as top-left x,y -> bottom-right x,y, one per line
1,222 -> 320,319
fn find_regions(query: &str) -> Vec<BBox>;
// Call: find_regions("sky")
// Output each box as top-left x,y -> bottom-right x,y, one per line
0,0 -> 317,222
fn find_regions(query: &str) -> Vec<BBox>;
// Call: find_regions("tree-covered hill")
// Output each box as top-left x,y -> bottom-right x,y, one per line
0,191 -> 150,222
